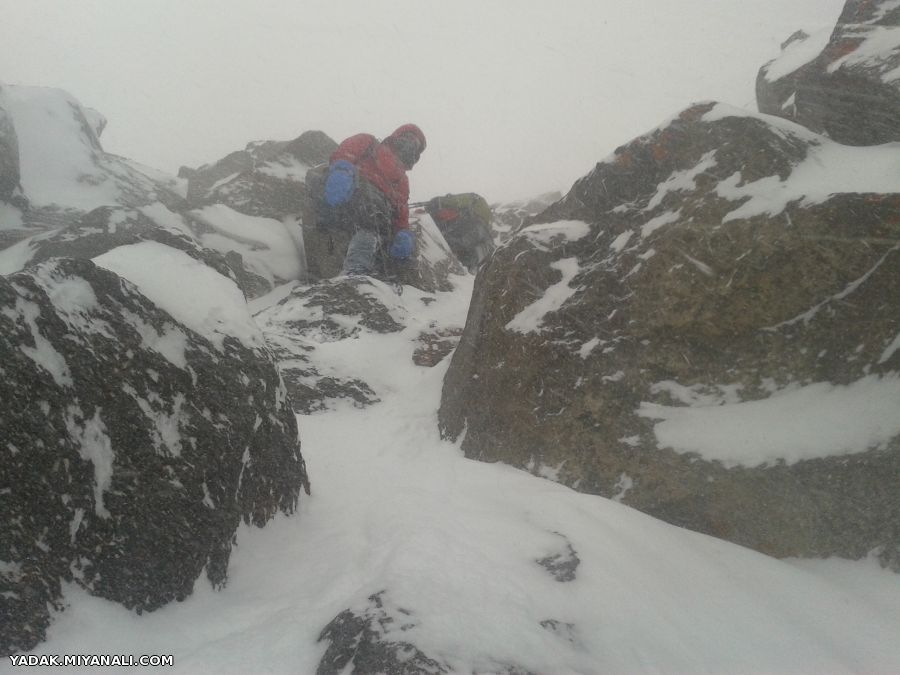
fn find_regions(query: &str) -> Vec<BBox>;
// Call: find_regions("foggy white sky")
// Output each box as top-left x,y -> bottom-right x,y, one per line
2,0 -> 844,203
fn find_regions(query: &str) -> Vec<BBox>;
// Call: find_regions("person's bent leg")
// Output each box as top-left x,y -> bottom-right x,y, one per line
342,228 -> 378,275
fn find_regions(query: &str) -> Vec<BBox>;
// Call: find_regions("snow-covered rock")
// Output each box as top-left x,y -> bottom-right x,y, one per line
400,213 -> 467,293
757,0 -> 900,144
255,277 -> 399,413
7,258 -> 899,673
439,102 -> 900,567
180,130 -> 336,219
0,82 -> 308,299
0,85 -> 312,655
316,591 -> 449,675
0,202 -> 300,306
254,216 -> 467,414
492,191 -> 563,245
255,273 -> 460,414
0,84 -> 187,230
0,254 -> 308,655
1,205 -> 221,273
187,204 -> 305,297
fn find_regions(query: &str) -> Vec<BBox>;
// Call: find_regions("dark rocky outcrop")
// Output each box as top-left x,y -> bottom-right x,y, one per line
316,592 -> 539,675
177,132 -> 340,290
439,102 -> 900,567
0,257 -> 308,655
412,327 -> 463,367
757,0 -> 900,144
536,534 -> 581,582
180,131 -> 337,219
316,592 -> 446,675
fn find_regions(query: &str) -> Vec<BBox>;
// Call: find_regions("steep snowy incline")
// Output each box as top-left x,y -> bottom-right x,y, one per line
5,274 -> 900,675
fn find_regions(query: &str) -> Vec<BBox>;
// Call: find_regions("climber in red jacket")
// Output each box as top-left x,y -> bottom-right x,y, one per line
325,124 -> 426,276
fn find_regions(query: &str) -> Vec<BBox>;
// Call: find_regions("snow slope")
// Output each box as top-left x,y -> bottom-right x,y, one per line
5,273 -> 900,675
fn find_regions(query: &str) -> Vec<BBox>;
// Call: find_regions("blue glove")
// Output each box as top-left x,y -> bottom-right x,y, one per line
324,160 -> 357,206
389,230 -> 415,259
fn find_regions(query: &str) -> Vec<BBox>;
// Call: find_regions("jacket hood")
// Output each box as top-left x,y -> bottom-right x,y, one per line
388,124 -> 426,152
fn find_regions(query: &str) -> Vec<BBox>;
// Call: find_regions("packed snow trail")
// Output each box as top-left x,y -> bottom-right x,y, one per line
5,274 -> 900,674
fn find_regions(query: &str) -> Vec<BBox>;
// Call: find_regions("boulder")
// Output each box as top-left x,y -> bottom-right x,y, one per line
0,203 -> 293,302
0,252 -> 309,655
316,592 -> 537,675
181,130 -> 337,219
0,83 -> 312,655
757,0 -> 900,144
316,592 -> 447,675
179,131 -> 339,287
187,204 -> 305,298
0,85 -> 186,217
439,102 -> 900,567
412,327 -> 463,367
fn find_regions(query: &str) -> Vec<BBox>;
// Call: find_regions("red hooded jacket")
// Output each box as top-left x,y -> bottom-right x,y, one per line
330,128 -> 421,232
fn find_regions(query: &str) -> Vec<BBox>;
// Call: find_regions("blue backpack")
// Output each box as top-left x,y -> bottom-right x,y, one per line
323,159 -> 357,207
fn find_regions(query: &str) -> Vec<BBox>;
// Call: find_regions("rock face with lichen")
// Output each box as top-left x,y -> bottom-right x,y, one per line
757,0 -> 900,144
439,101 -> 900,567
